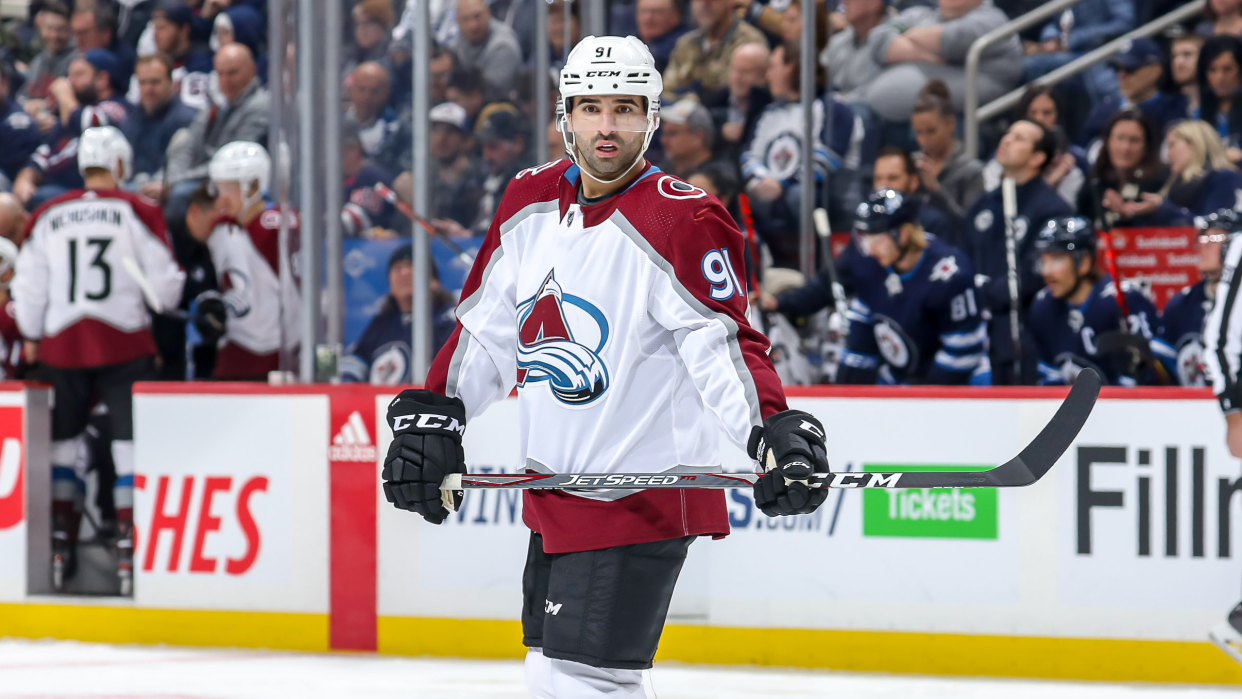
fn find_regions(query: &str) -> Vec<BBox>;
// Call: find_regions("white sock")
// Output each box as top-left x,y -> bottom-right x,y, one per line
525,648 -> 556,699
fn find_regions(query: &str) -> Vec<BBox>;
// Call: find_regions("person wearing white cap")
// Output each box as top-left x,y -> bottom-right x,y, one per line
427,101 -> 483,233
657,98 -> 717,178
12,125 -> 184,597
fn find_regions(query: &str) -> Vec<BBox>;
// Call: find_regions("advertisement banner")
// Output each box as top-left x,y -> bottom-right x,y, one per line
1108,227 -> 1197,310
328,390 -> 379,651
133,394 -> 330,613
0,396 -> 27,602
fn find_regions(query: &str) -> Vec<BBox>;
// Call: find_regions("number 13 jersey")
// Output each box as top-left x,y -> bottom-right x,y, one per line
14,189 -> 184,368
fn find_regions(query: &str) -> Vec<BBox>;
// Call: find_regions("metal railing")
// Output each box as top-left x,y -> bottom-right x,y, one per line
962,0 -> 1082,161
964,0 -> 1205,160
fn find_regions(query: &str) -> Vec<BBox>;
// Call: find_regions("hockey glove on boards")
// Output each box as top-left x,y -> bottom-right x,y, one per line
382,390 -> 467,524
748,410 -> 830,517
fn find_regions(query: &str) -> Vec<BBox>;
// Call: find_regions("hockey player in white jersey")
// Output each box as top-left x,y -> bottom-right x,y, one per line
201,141 -> 300,380
13,125 -> 183,594
381,37 -> 830,698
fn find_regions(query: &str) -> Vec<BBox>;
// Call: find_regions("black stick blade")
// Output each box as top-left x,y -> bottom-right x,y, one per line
892,368 -> 1102,489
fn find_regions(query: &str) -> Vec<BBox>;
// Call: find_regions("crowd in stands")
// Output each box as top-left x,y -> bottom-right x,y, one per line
1,0 -> 1241,388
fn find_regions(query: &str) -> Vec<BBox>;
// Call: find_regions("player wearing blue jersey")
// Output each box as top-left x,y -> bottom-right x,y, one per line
1152,211 -> 1234,385
829,189 -> 989,385
1027,217 -> 1159,386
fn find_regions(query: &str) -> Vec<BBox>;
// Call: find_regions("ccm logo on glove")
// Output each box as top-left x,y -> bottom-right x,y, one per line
391,413 -> 466,434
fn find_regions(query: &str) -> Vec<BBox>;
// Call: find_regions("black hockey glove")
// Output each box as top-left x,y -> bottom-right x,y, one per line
382,389 -> 467,525
192,291 -> 228,346
748,410 -> 830,517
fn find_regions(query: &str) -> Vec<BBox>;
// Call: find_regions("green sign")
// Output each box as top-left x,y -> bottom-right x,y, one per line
861,464 -> 997,540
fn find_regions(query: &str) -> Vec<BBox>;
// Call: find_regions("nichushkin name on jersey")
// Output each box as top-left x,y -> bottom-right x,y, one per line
48,207 -> 124,231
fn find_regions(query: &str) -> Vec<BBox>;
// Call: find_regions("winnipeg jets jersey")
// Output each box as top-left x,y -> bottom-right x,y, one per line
206,207 -> 301,378
1028,276 -> 1158,386
1154,280 -> 1210,386
426,160 -> 786,553
14,189 -> 183,368
837,237 -> 990,385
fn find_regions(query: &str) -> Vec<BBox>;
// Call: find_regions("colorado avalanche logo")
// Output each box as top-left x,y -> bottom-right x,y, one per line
516,271 -> 610,406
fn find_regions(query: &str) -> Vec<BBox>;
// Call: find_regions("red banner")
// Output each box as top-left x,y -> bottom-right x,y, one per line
329,393 -> 379,651
1105,227 -> 1198,311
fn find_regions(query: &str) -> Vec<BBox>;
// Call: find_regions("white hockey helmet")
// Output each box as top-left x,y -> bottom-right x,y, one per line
209,141 -> 271,211
78,125 -> 133,182
557,36 -> 662,184
0,237 -> 18,290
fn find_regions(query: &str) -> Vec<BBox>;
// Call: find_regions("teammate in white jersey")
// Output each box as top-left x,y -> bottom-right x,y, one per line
201,141 -> 300,380
381,37 -> 830,698
13,125 -> 183,594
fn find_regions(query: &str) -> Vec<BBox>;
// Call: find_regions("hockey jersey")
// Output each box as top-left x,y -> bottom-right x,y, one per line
29,97 -> 133,191
14,189 -> 183,368
1154,280 -> 1210,386
0,299 -> 25,379
206,207 -> 301,379
1205,237 -> 1242,411
836,236 -> 990,385
340,299 -> 455,384
426,160 -> 786,553
341,165 -> 400,237
739,96 -> 863,186
1028,276 -> 1158,386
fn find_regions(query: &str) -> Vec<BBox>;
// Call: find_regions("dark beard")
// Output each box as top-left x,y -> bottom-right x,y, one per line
74,85 -> 99,106
577,135 -> 644,179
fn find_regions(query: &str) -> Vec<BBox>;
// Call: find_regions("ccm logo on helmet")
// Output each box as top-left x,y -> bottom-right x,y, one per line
585,70 -> 622,77
392,413 -> 466,435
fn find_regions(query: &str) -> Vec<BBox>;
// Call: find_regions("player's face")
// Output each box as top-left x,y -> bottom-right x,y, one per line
186,202 -> 216,243
566,96 -> 649,179
1040,252 -> 1082,298
213,181 -> 244,218
858,232 -> 900,267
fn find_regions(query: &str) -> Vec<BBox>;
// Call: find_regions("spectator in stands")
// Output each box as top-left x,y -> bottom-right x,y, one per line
742,42 -> 833,269
452,0 -> 523,101
166,44 -> 270,195
911,80 -> 984,235
120,54 -> 198,199
429,47 -> 457,105
17,1 -> 73,107
637,0 -> 690,74
1197,0 -> 1242,38
211,5 -> 267,84
0,62 -> 40,192
346,62 -> 403,169
12,50 -> 132,208
1077,109 -> 1168,227
340,245 -> 455,384
446,66 -> 487,132
546,0 -> 580,73
862,0 -> 1022,122
1170,32 -> 1204,116
344,0 -> 397,78
0,194 -> 27,244
143,0 -> 214,111
966,119 -> 1074,385
663,0 -> 766,97
777,0 -> 829,50
659,99 -> 717,178
71,3 -> 137,93
426,101 -> 481,233
1197,35 -> 1242,152
1021,0 -> 1134,102
701,42 -> 770,156
1080,39 -> 1187,147
985,86 -> 1085,208
873,146 -> 957,241
471,109 -> 530,235
820,0 -> 890,102
1124,119 -> 1242,224
341,123 -> 400,239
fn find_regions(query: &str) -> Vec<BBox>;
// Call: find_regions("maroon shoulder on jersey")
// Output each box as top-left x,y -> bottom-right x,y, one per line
24,189 -> 88,238
245,207 -> 298,275
426,160 -> 572,395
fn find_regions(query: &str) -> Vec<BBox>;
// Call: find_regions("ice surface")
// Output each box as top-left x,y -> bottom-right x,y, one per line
0,638 -> 1236,698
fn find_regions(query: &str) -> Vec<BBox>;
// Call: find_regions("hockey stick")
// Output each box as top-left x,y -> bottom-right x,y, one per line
373,182 -> 475,266
441,368 -> 1100,493
813,207 -> 848,321
1001,177 -> 1023,381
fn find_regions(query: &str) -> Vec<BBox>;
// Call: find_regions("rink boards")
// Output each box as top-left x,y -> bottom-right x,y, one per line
0,382 -> 1240,684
